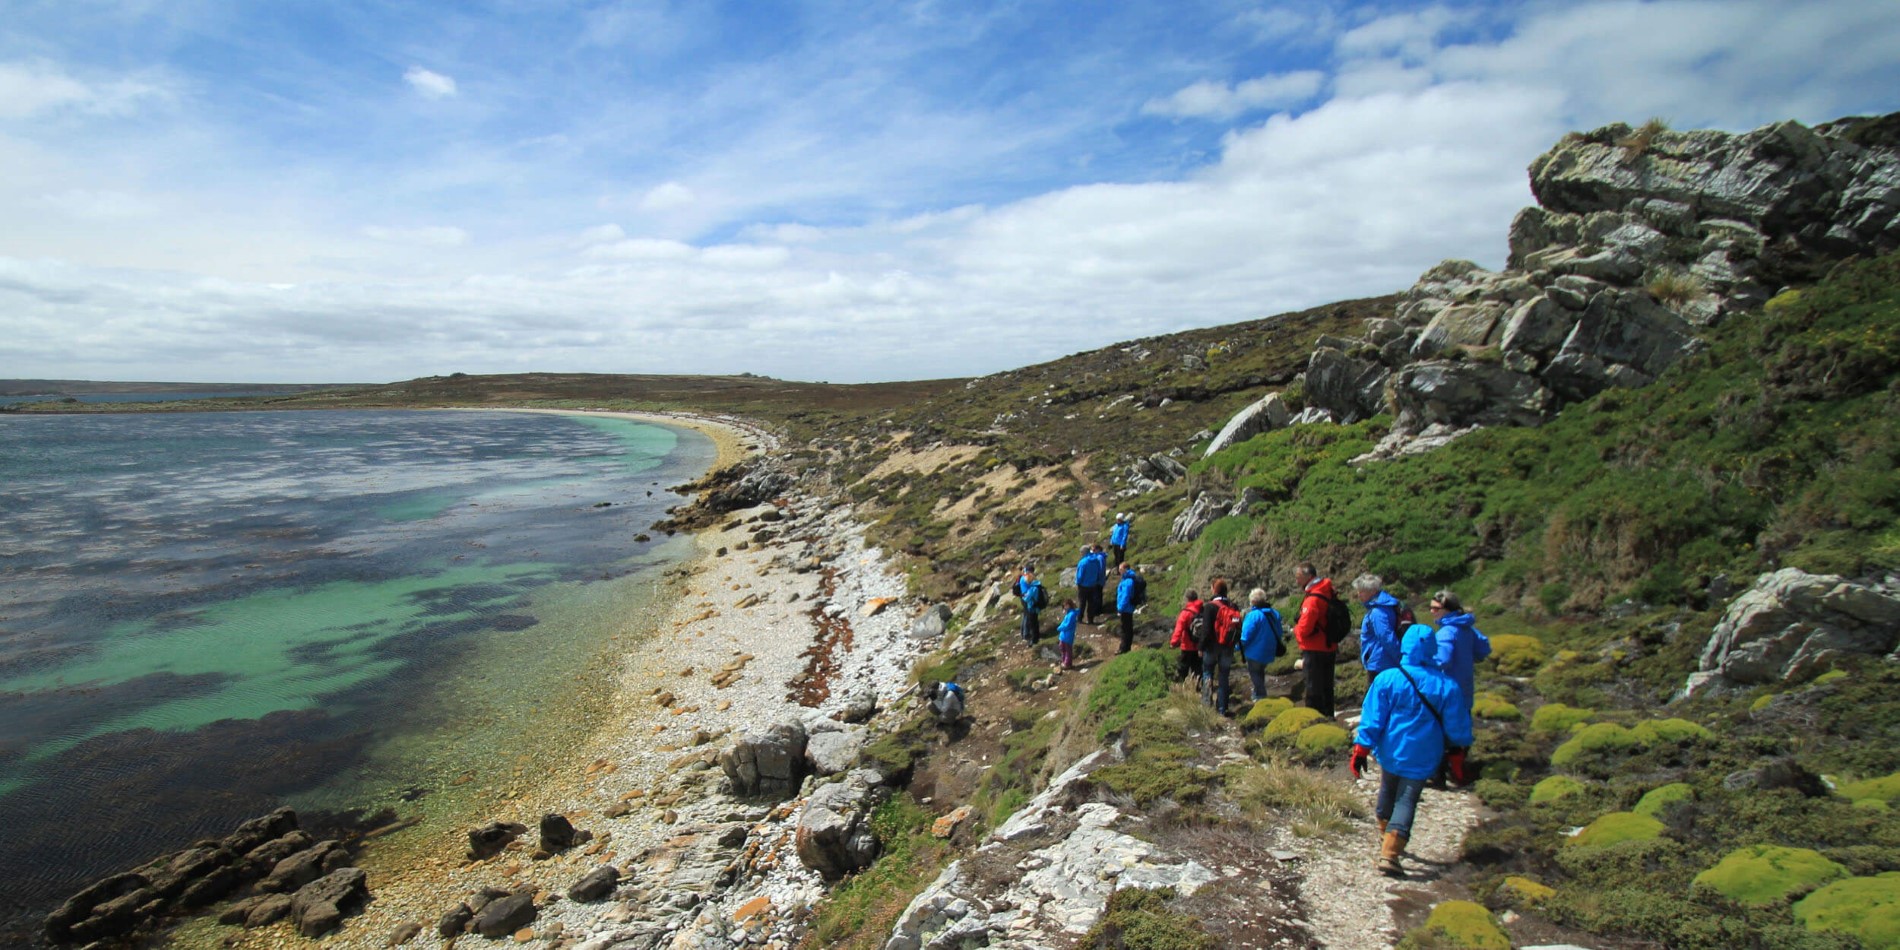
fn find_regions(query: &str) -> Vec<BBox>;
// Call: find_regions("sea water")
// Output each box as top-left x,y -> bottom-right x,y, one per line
0,410 -> 713,936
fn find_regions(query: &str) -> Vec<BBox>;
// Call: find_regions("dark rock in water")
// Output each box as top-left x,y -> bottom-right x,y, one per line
567,865 -> 620,902
176,863 -> 242,908
225,807 -> 300,854
472,890 -> 536,939
540,813 -> 578,851
467,820 -> 528,859
437,902 -> 475,938
44,872 -> 148,943
244,893 -> 293,928
256,840 -> 349,893
289,867 -> 369,937
490,614 -> 539,632
242,830 -> 315,876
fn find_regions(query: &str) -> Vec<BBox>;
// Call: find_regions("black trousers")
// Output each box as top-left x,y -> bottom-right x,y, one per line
1303,649 -> 1337,718
1079,585 -> 1104,622
1118,612 -> 1135,653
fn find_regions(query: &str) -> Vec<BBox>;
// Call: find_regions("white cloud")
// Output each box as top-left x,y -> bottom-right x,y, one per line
403,66 -> 458,99
583,237 -> 695,260
37,189 -> 159,220
0,61 -> 169,118
637,181 -> 695,212
361,225 -> 470,246
577,224 -> 626,244
1142,70 -> 1327,119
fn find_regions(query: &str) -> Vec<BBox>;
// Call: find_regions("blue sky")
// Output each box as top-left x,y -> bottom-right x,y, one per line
3,0 -> 1897,384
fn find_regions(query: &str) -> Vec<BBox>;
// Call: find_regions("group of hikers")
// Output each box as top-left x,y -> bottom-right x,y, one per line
1007,515 -> 1492,876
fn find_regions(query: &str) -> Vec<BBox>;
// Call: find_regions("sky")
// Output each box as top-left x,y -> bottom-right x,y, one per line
2,1 -> 1897,385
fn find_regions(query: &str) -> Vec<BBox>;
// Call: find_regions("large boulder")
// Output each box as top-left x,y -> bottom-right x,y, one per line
806,729 -> 868,776
467,821 -> 528,860
1686,568 -> 1900,696
795,769 -> 891,881
1168,491 -> 1229,545
472,890 -> 537,939
288,868 -> 368,938
719,720 -> 809,799
1203,393 -> 1291,457
255,840 -> 350,894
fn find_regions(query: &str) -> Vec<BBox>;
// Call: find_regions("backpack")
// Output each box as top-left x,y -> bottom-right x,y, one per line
1188,607 -> 1214,650
1322,593 -> 1352,648
1213,599 -> 1244,648
1023,582 -> 1047,612
1392,599 -> 1416,628
1129,574 -> 1148,608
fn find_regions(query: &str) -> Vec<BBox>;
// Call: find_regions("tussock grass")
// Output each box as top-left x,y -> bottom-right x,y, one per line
1227,751 -> 1366,837
1618,116 -> 1670,165
1646,268 -> 1705,306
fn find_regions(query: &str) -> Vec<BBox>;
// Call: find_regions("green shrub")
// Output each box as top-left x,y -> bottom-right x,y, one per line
1551,723 -> 1638,767
1813,669 -> 1848,686
1474,778 -> 1528,808
1567,811 -> 1664,849
1498,876 -> 1556,907
1471,692 -> 1521,720
1295,723 -> 1351,754
1693,845 -> 1849,906
1531,703 -> 1594,735
1793,872 -> 1900,948
1241,697 -> 1294,729
1489,633 -> 1550,675
1263,706 -> 1327,739
1633,782 -> 1694,818
1081,886 -> 1215,950
1086,649 -> 1176,739
1400,900 -> 1510,950
1531,775 -> 1590,804
1630,717 -> 1713,745
1839,771 -> 1900,804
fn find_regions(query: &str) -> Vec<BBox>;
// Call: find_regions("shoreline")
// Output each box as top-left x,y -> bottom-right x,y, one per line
179,410 -> 924,949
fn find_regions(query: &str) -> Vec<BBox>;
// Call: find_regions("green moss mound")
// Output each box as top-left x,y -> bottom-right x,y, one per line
1839,770 -> 1900,804
1295,723 -> 1351,754
1856,798 -> 1893,812
1568,811 -> 1664,849
1693,845 -> 1849,906
1551,722 -> 1638,766
1630,717 -> 1713,745
1794,872 -> 1900,948
1498,876 -> 1555,907
1241,697 -> 1294,730
1750,692 -> 1779,713
1082,886 -> 1215,950
1489,633 -> 1550,675
1632,782 -> 1695,818
1530,775 -> 1589,804
1403,900 -> 1510,950
1813,669 -> 1848,686
1531,703 -> 1594,734
1263,706 -> 1327,739
1471,693 -> 1521,721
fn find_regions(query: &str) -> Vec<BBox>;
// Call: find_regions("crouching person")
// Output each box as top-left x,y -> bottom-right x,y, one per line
926,681 -> 966,725
1347,626 -> 1473,876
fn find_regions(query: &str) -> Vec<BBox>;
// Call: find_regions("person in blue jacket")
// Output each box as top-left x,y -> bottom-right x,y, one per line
1114,564 -> 1142,654
1238,587 -> 1285,703
1349,625 -> 1473,876
1014,567 -> 1047,646
1427,590 -> 1491,718
1109,513 -> 1131,565
1056,598 -> 1080,670
1074,544 -> 1108,624
1353,574 -> 1404,676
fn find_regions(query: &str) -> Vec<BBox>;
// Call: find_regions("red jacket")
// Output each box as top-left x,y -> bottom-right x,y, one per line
1171,599 -> 1204,650
1293,577 -> 1337,653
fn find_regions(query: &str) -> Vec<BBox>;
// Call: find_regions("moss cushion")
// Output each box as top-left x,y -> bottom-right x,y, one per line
1530,775 -> 1589,804
1531,703 -> 1594,734
1263,706 -> 1327,739
1632,782 -> 1695,818
1839,770 -> 1900,804
1488,633 -> 1550,675
1294,723 -> 1351,753
1693,845 -> 1849,905
1471,693 -> 1522,721
1416,900 -> 1510,950
1241,697 -> 1294,730
1794,872 -> 1900,948
1567,811 -> 1664,849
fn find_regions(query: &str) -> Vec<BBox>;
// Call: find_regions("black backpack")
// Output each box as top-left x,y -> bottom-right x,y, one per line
1130,574 -> 1148,608
1322,593 -> 1352,648
1188,606 -> 1214,650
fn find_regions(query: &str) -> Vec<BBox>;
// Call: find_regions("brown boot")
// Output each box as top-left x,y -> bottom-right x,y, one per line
1378,831 -> 1407,877
1377,818 -> 1388,835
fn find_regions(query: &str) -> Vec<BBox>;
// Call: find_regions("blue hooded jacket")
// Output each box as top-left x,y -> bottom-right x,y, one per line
1057,607 -> 1079,644
1115,569 -> 1139,613
1355,626 -> 1474,780
1239,604 -> 1284,665
1075,551 -> 1107,587
1110,521 -> 1130,548
1431,611 -> 1492,705
1359,590 -> 1404,675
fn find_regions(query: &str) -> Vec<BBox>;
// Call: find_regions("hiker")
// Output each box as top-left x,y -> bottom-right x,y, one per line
926,681 -> 967,725
1056,598 -> 1079,670
1427,590 -> 1491,718
1171,589 -> 1205,684
1114,562 -> 1144,654
1349,625 -> 1473,876
1199,578 -> 1243,716
1074,544 -> 1108,624
1239,587 -> 1285,703
1015,567 -> 1047,646
1355,573 -> 1405,677
1291,562 -> 1341,718
1109,513 -> 1131,565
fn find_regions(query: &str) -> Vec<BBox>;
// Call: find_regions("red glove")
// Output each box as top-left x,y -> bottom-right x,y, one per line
1446,747 -> 1473,786
1349,744 -> 1371,779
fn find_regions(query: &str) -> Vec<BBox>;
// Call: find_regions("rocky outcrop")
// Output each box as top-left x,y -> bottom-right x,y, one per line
287,867 -> 368,937
806,728 -> 868,776
885,753 -> 1219,950
1683,568 -> 1900,696
1204,393 -> 1291,457
719,720 -> 809,798
1303,113 -> 1900,440
796,769 -> 891,881
653,459 -> 795,533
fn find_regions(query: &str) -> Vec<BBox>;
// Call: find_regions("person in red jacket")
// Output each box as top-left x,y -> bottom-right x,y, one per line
1171,590 -> 1205,685
1292,562 -> 1339,718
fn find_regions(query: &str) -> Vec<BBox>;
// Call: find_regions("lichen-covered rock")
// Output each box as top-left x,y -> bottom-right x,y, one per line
1202,392 -> 1290,457
795,769 -> 890,881
1168,491 -> 1230,544
1693,845 -> 1848,906
1794,872 -> 1900,948
719,719 -> 809,799
805,728 -> 867,776
1689,568 -> 1900,695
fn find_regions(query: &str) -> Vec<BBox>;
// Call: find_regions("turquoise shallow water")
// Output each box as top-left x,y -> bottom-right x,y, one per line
0,410 -> 713,937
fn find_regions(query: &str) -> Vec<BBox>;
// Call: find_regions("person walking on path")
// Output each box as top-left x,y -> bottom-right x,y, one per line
1292,562 -> 1341,718
1199,579 -> 1243,716
1015,567 -> 1047,646
1355,574 -> 1405,677
1427,590 -> 1491,718
1109,513 -> 1131,566
1074,545 -> 1108,625
1056,598 -> 1080,670
1171,589 -> 1205,684
1239,587 -> 1285,703
1349,625 -> 1474,876
1114,563 -> 1143,654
